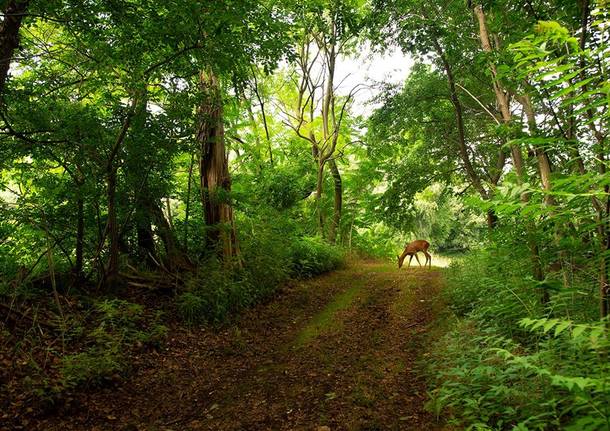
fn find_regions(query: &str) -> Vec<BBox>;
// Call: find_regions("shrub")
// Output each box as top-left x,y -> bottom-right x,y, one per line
176,233 -> 344,324
426,247 -> 610,430
60,347 -> 123,389
425,324 -> 560,430
425,319 -> 610,430
288,236 -> 344,277
59,299 -> 166,388
176,292 -> 210,325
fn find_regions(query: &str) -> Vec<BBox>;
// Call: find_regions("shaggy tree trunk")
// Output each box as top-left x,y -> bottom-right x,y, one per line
328,159 -> 342,244
197,69 -> 239,262
0,0 -> 28,95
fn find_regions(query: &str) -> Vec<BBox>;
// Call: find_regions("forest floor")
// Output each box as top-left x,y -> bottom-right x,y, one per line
24,260 -> 446,431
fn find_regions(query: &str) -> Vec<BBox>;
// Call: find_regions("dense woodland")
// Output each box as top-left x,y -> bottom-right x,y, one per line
1,0 -> 609,429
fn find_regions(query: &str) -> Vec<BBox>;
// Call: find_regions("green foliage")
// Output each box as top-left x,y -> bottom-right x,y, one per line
177,217 -> 344,324
426,316 -> 610,430
60,347 -> 123,389
176,292 -> 210,325
425,323 -> 559,430
289,236 -> 344,278
351,223 -> 402,259
443,250 -> 542,339
427,245 -> 609,430
2,0 -> 610,426
59,299 -> 167,389
178,263 -> 238,325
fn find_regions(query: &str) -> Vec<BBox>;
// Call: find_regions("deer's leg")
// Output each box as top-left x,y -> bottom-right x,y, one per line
407,254 -> 413,268
424,251 -> 432,268
414,253 -> 422,267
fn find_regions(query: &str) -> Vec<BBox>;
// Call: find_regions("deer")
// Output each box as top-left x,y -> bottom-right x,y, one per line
397,240 -> 431,269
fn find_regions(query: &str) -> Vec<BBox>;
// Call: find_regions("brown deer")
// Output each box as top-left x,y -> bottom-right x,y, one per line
397,240 -> 431,269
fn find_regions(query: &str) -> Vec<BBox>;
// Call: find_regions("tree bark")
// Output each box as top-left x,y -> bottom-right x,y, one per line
75,193 -> 84,278
148,199 -> 189,269
0,0 -> 28,95
473,5 -> 527,180
519,95 -> 555,205
315,161 -> 325,235
251,73 -> 273,166
197,69 -> 239,263
327,158 -> 342,244
473,4 -> 549,302
183,153 -> 195,254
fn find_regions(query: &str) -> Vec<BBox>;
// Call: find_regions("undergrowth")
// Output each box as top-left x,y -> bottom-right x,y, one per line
177,234 -> 344,324
424,250 -> 610,430
1,219 -> 344,418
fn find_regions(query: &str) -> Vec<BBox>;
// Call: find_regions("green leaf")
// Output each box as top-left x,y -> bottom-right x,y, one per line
553,320 -> 571,336
571,325 -> 588,339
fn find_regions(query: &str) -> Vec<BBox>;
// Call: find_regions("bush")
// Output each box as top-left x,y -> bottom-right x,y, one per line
176,233 -> 344,325
425,319 -> 610,430
178,265 -> 234,325
60,347 -> 123,389
288,236 -> 344,277
426,247 -> 610,430
59,299 -> 166,388
443,250 -> 542,341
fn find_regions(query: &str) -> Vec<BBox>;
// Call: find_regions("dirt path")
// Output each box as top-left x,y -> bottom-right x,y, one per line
32,261 -> 445,431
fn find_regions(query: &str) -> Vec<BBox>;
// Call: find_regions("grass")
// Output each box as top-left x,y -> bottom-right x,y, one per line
293,278 -> 367,347
391,274 -> 418,316
363,253 -> 458,271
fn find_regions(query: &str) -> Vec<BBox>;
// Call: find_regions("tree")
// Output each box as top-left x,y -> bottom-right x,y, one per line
281,0 -> 365,242
197,70 -> 240,262
0,0 -> 28,95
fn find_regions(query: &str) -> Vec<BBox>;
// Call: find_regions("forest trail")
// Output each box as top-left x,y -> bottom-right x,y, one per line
34,261 -> 445,431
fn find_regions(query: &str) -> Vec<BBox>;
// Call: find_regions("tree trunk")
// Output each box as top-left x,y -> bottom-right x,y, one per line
75,193 -> 84,278
106,168 -> 120,284
0,0 -> 28,95
432,39 -> 489,202
136,204 -> 157,266
315,161 -> 325,236
473,5 -> 527,181
148,199 -> 189,269
104,96 -> 140,286
183,153 -> 195,254
486,209 -> 498,229
197,69 -> 239,262
252,77 -> 273,166
473,5 -> 550,303
519,95 -> 555,205
245,100 -> 264,173
328,158 -> 342,244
